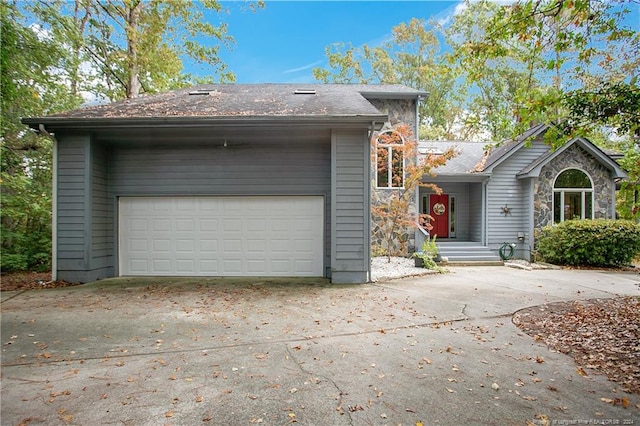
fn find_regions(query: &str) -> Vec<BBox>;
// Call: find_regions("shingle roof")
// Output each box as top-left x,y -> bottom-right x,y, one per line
40,84 -> 425,120
481,123 -> 549,171
419,141 -> 493,175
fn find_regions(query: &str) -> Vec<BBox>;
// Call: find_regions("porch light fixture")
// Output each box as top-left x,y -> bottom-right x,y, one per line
501,204 -> 512,216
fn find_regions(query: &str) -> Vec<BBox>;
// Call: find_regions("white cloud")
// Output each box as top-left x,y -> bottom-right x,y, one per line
283,60 -> 325,74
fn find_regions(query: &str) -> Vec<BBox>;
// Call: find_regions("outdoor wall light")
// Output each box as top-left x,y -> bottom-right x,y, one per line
501,204 -> 512,216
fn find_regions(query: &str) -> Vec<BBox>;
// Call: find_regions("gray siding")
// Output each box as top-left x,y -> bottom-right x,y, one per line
468,182 -> 483,242
486,140 -> 549,257
56,135 -> 115,282
331,129 -> 369,283
90,143 -> 113,277
57,134 -> 89,276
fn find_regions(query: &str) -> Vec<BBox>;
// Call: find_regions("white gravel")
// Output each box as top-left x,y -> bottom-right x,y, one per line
370,256 -> 555,282
370,256 -> 436,282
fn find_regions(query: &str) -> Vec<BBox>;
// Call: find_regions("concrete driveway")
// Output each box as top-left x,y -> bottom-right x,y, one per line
1,267 -> 639,425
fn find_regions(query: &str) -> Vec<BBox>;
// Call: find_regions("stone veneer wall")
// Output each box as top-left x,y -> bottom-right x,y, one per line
534,144 -> 613,229
368,98 -> 418,256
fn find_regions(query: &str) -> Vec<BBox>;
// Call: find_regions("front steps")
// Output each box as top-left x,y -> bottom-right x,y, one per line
436,241 -> 503,265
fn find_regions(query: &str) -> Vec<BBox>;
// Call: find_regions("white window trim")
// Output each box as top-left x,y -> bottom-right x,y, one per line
376,131 -> 405,189
552,168 -> 595,223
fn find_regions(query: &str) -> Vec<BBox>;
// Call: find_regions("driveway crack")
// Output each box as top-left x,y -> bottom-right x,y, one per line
284,344 -> 353,425
461,303 -> 469,318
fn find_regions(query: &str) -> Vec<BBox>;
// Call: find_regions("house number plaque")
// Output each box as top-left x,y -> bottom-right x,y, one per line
433,203 -> 446,216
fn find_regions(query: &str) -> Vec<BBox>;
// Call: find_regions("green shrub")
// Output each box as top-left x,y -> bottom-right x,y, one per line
536,219 -> 640,267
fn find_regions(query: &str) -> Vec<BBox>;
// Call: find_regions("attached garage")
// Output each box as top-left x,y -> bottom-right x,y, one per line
118,196 -> 324,277
23,83 -> 427,284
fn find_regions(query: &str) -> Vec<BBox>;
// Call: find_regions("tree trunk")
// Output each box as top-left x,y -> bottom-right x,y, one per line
125,1 -> 143,99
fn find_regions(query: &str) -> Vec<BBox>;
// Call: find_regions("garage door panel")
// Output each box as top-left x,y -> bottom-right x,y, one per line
199,219 -> 218,232
295,260 -> 314,274
128,259 -> 148,273
152,219 -> 171,232
119,196 -> 323,277
153,239 -> 171,252
176,259 -> 195,273
129,239 -> 147,252
200,239 -> 218,252
152,259 -> 171,273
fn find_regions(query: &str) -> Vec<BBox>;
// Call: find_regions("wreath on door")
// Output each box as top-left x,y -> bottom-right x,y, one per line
433,202 -> 446,216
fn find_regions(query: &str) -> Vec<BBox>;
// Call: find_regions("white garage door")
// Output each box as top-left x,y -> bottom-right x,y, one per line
119,196 -> 324,277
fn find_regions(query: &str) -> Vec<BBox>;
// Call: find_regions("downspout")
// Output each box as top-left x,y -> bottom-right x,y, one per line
482,178 -> 489,246
527,178 -> 536,261
610,175 -> 617,219
415,95 -> 424,252
39,124 -> 57,281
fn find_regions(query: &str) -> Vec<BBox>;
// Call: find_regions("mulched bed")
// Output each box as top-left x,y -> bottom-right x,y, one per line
513,296 -> 640,394
0,271 -> 78,292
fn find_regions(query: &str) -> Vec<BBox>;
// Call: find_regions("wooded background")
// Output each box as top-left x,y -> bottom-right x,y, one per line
1,0 -> 638,272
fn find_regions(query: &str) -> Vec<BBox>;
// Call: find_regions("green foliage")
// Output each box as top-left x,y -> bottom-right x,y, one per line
29,0 -> 264,100
313,18 -> 466,140
536,220 -> 640,266
313,0 -> 638,142
1,1 -> 262,273
1,3 -> 78,273
561,81 -> 640,140
412,235 -> 445,272
457,0 -> 639,139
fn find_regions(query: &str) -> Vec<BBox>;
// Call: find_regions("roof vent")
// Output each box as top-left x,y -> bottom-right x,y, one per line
419,147 -> 443,155
294,89 -> 316,95
189,89 -> 213,95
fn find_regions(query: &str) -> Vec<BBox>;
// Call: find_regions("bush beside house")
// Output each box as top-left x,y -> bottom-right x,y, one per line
536,219 -> 640,267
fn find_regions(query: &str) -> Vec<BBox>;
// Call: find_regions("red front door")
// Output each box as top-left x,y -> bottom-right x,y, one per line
429,194 -> 449,238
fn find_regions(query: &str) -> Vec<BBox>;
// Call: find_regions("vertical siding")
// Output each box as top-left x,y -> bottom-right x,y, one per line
331,129 -> 369,283
468,182 -> 483,242
90,142 -> 113,275
56,134 -> 90,274
487,140 -> 549,255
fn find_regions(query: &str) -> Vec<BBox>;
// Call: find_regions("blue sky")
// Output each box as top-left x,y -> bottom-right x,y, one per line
195,1 -> 460,83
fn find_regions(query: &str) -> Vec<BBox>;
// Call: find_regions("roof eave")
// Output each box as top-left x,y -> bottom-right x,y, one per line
359,90 -> 428,100
22,114 -> 388,131
516,137 -> 628,179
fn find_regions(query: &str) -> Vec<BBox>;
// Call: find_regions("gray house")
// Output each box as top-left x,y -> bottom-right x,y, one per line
23,84 -> 425,284
418,124 -> 627,261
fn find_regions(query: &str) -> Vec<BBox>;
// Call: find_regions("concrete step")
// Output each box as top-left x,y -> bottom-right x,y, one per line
436,242 -> 503,264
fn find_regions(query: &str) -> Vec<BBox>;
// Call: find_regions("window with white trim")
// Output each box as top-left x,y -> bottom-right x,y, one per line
376,131 -> 404,188
553,168 -> 594,223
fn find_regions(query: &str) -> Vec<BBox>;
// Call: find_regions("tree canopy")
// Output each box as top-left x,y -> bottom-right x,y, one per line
0,0 -> 263,272
28,0 -> 260,101
314,0 -> 639,143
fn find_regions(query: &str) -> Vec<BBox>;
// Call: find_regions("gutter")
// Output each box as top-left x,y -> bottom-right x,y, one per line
21,115 -> 389,132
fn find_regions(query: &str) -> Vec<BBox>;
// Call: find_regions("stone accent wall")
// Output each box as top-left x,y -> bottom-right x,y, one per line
534,144 -> 613,229
369,99 -> 418,256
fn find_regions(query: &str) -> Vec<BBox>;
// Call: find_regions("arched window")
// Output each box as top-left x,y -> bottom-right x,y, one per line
376,131 -> 404,188
553,168 -> 594,223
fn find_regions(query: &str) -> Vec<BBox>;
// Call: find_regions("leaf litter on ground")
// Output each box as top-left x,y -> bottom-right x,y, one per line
513,296 -> 640,394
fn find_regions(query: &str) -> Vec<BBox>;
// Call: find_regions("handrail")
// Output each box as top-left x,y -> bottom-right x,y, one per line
415,221 -> 430,251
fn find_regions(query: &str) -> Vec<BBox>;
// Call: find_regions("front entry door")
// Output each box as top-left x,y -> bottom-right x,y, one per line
429,194 -> 449,238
